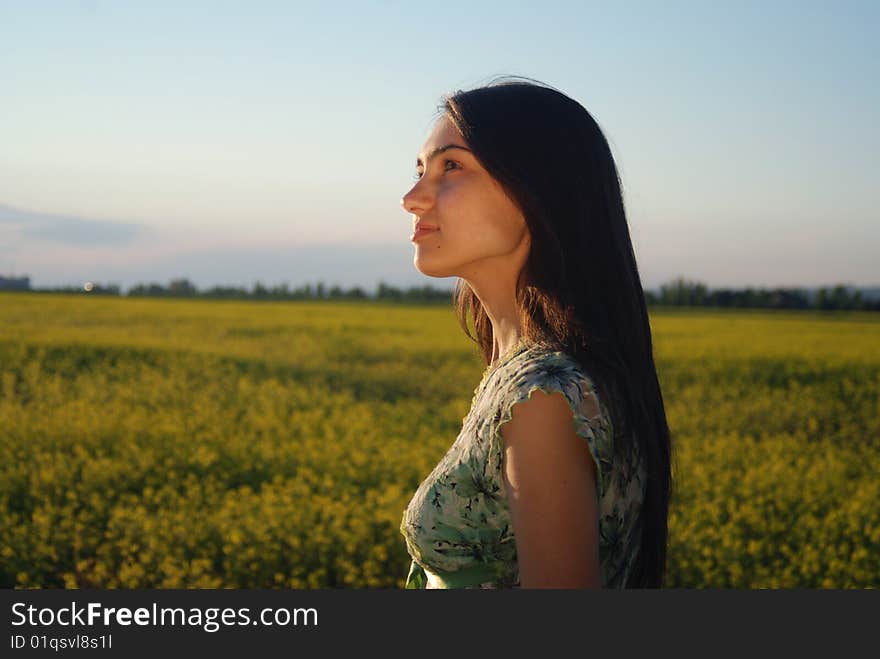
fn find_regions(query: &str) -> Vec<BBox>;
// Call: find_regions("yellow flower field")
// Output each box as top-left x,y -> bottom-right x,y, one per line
1,293 -> 877,588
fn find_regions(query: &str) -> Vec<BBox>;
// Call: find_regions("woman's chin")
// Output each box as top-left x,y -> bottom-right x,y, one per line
413,255 -> 451,279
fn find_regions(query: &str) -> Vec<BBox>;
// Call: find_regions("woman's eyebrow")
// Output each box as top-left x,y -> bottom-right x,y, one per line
416,144 -> 472,168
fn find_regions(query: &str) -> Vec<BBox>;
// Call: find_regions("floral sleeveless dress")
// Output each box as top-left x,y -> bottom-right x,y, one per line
399,338 -> 647,588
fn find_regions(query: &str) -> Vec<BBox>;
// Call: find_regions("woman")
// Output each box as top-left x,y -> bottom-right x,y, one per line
398,77 -> 673,588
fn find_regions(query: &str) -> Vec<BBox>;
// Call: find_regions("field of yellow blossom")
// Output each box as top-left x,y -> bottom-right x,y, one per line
1,292 -> 877,588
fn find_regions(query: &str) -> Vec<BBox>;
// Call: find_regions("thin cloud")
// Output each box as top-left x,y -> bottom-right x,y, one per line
0,202 -> 151,246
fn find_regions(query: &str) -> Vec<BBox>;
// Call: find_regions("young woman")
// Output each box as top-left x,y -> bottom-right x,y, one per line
398,77 -> 673,589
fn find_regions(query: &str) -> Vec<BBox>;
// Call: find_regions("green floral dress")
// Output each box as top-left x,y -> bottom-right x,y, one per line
399,337 -> 647,588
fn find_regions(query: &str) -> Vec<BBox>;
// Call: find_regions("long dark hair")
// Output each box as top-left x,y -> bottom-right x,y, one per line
443,76 -> 673,587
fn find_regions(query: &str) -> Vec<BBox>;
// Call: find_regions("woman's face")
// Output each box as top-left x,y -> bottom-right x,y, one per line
400,114 -> 530,281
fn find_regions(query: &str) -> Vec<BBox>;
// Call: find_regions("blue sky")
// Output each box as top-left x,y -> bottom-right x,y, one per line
1,0 -> 877,292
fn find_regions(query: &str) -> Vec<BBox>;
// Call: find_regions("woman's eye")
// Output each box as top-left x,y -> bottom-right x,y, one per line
443,159 -> 460,172
412,159 -> 459,181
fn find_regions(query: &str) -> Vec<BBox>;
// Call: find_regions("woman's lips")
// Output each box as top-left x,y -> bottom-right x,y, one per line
410,226 -> 440,242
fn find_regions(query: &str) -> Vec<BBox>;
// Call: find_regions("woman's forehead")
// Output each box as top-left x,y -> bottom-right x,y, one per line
424,115 -> 463,144
417,118 -> 470,166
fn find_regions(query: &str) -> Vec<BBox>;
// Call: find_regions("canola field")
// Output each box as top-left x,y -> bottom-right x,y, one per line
1,292 -> 877,588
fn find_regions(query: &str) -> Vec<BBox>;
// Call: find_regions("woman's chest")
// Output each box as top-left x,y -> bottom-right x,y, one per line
403,408 -> 504,522
399,385 -> 519,570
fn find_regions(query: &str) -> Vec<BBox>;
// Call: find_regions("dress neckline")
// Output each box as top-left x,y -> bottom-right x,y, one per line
475,336 -> 533,391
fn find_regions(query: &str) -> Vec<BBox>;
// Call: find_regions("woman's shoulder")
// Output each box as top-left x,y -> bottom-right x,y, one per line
480,338 -> 616,497
484,339 -> 609,432
500,339 -> 600,396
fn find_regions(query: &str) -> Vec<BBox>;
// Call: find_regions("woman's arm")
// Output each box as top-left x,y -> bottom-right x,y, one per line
500,388 -> 602,588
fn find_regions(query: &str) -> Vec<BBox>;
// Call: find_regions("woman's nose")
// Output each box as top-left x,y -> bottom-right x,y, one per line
401,180 -> 431,215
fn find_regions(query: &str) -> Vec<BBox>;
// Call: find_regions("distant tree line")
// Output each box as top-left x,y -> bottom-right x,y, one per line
6,275 -> 879,311
647,276 -> 878,311
23,278 -> 454,305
